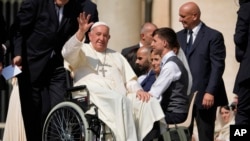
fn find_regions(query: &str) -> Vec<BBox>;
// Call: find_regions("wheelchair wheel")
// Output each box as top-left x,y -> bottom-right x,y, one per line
42,101 -> 92,141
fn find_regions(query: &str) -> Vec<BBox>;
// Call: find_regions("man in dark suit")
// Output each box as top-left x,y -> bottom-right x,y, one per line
0,13 -> 7,90
233,0 -> 250,125
121,22 -> 157,76
10,0 -> 98,140
177,2 -> 228,141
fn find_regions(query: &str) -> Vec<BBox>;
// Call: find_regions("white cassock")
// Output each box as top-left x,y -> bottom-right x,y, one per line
62,35 -> 166,141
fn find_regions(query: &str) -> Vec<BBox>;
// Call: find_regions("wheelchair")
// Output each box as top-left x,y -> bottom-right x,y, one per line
42,70 -> 116,141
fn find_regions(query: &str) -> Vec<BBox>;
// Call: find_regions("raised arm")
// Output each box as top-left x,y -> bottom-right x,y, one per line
62,12 -> 93,69
76,12 -> 94,41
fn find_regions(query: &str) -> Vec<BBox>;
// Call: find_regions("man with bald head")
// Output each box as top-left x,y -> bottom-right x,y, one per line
62,13 -> 165,141
135,46 -> 156,91
122,22 -> 157,76
176,2 -> 228,141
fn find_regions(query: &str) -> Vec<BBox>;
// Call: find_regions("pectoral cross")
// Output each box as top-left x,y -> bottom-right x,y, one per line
99,66 -> 107,77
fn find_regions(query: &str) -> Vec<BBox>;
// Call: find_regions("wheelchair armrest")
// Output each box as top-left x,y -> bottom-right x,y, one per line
66,85 -> 87,93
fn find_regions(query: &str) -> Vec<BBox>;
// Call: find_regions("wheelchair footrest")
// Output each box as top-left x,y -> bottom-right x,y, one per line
86,114 -> 101,136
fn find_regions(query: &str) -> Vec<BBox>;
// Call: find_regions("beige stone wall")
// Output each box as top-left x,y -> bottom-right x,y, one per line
93,0 -> 142,52
94,0 -> 239,102
152,0 -> 171,27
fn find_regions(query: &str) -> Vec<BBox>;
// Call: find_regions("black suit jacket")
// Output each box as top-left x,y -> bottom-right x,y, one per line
0,13 -> 7,63
80,0 -> 98,25
121,44 -> 142,76
177,23 -> 228,109
121,44 -> 140,57
79,0 -> 99,43
234,2 -> 250,92
11,0 -> 82,83
0,13 -> 7,90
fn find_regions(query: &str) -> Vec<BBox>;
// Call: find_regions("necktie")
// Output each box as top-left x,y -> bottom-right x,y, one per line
56,6 -> 62,24
186,30 -> 193,55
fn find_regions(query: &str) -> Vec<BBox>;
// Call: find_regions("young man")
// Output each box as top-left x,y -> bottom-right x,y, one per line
137,27 -> 189,141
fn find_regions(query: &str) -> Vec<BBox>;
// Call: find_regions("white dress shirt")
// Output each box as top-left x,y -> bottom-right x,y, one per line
149,51 -> 181,101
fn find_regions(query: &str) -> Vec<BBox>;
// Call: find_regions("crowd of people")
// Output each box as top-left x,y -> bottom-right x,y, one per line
0,0 -> 249,141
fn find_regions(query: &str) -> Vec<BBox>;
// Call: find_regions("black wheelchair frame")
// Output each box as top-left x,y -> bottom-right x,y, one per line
42,70 -> 115,141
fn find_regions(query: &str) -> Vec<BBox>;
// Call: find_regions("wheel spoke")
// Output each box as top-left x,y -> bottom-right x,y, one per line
43,105 -> 85,141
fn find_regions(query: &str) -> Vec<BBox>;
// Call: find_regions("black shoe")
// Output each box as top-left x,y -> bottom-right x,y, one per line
143,121 -> 161,141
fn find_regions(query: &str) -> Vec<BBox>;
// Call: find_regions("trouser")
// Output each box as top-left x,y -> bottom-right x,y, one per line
189,104 -> 216,141
18,57 -> 67,141
235,84 -> 250,125
143,121 -> 160,141
164,112 -> 187,124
